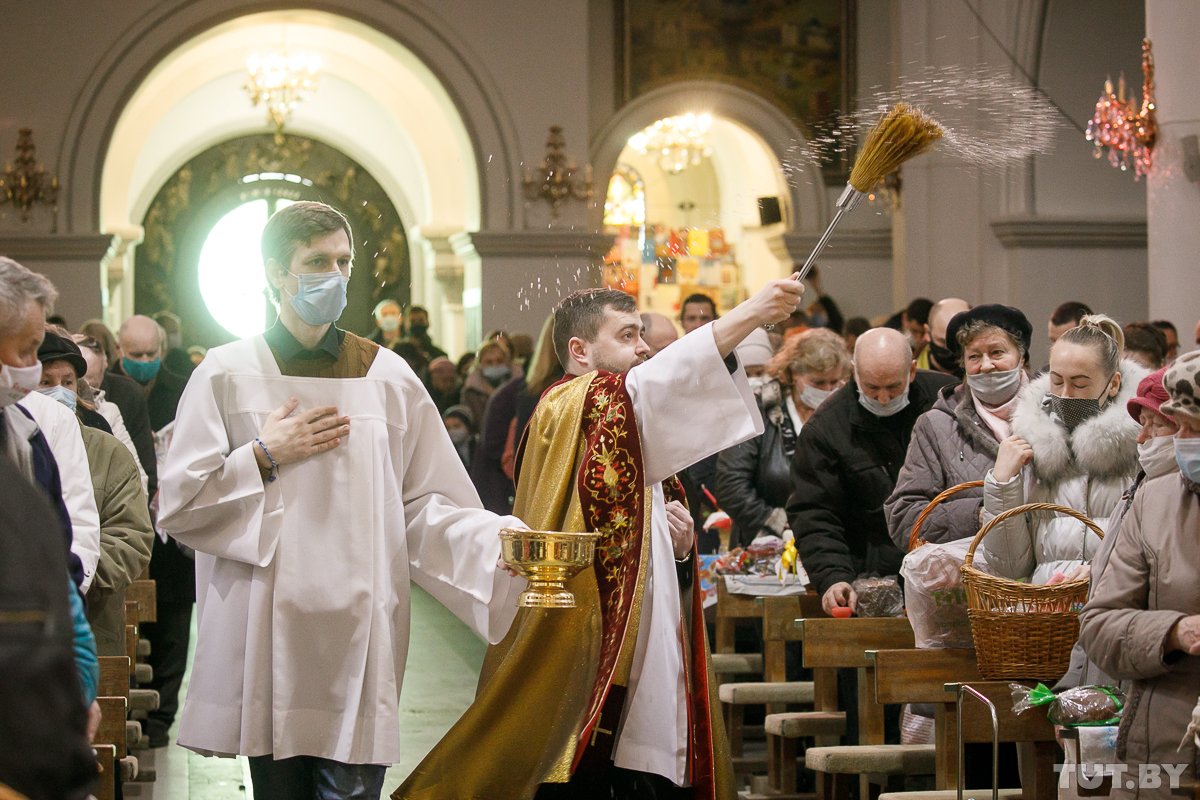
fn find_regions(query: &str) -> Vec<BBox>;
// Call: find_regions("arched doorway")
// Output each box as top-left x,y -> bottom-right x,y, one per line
135,134 -> 408,347
86,6 -> 513,358
592,82 -> 822,317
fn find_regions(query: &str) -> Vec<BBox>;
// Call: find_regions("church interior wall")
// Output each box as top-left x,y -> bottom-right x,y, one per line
0,0 -> 1189,357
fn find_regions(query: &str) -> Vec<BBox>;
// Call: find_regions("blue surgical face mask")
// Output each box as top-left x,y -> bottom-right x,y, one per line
123,357 -> 161,384
481,365 -> 511,386
39,384 -> 77,412
285,270 -> 348,326
1174,435 -> 1200,482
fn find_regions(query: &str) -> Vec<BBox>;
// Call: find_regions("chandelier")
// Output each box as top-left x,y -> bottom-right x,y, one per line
521,126 -> 594,217
243,52 -> 322,139
1085,39 -> 1157,179
629,113 -> 714,174
0,128 -> 58,223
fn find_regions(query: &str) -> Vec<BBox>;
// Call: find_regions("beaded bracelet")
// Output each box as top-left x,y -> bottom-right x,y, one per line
254,437 -> 279,483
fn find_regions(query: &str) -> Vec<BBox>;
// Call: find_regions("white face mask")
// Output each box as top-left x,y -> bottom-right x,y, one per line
1137,435 -> 1177,477
856,374 -> 911,418
799,383 -> 837,411
0,362 -> 43,409
747,375 -> 770,392
967,366 -> 1023,406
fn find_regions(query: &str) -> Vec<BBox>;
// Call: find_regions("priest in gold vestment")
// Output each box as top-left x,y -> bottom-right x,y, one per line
396,278 -> 804,800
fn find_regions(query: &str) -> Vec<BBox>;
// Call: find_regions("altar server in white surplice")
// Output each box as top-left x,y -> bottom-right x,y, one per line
157,202 -> 524,800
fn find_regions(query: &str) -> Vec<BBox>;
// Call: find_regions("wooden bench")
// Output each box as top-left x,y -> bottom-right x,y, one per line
745,597 -> 841,798
798,617 -> 926,800
939,682 -> 1058,800
719,594 -> 822,780
862,647 -> 1032,800
94,656 -> 139,797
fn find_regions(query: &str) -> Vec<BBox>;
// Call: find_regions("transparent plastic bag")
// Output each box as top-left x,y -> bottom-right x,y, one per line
852,575 -> 904,618
900,538 -> 977,648
1011,682 -> 1124,727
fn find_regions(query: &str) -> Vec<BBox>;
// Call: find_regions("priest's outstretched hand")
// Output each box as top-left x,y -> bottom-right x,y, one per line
711,272 -> 805,358
254,397 -> 352,472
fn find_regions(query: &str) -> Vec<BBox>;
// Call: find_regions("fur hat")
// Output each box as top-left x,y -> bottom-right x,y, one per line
1160,351 -> 1200,423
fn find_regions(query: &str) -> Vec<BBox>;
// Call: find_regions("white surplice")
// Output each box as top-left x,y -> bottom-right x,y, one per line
611,323 -> 763,785
157,336 -> 523,764
20,389 -> 101,592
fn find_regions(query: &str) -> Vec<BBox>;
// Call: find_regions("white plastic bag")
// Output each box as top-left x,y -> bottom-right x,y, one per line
900,538 -> 984,649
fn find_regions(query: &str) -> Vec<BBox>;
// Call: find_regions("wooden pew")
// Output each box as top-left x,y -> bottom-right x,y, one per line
719,593 -> 822,781
798,617 -> 925,800
94,655 -> 139,797
940,682 -> 1058,800
865,648 -> 1003,795
94,744 -> 117,800
745,596 -> 841,798
125,579 -> 157,624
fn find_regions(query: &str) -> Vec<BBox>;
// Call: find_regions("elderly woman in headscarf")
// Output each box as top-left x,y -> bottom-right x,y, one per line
886,304 -> 1033,549
1078,353 -> 1200,798
717,327 -> 850,548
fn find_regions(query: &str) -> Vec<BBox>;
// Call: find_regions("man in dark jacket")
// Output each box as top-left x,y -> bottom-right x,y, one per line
787,327 -> 954,615
112,314 -> 187,432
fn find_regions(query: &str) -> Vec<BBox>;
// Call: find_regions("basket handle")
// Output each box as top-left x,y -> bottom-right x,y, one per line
963,502 -> 1104,568
907,480 -> 985,552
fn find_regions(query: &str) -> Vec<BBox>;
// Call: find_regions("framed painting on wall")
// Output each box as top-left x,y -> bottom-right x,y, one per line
617,0 -> 856,181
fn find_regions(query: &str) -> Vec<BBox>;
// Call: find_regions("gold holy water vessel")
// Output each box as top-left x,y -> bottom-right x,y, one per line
499,528 -> 599,608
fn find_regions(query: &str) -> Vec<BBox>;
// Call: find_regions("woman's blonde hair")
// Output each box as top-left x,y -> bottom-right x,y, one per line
768,327 -> 851,382
1057,313 -> 1124,374
524,314 -> 564,396
476,339 -> 511,362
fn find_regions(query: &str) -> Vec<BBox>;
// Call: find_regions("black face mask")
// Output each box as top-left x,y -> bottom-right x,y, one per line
928,341 -> 963,379
409,323 -> 428,337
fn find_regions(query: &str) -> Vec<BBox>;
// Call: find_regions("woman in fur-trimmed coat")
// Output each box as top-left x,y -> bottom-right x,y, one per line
980,315 -> 1148,584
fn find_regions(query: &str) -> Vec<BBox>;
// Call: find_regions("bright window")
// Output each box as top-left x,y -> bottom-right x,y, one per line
197,197 -> 294,338
603,165 -> 646,228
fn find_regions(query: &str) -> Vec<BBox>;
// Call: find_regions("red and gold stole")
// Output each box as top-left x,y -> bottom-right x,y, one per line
392,371 -> 732,800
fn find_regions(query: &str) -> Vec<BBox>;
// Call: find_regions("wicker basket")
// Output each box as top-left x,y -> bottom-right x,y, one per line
907,480 -> 985,551
961,502 -> 1104,681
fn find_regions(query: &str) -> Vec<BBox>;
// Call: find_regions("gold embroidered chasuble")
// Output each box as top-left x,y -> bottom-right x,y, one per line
394,370 -> 734,800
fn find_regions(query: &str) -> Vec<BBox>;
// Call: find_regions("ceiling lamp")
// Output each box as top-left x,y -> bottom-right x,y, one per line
243,51 -> 322,140
628,112 -> 714,174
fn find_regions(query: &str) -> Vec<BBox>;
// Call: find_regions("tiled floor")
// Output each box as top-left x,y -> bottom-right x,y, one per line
124,585 -> 486,798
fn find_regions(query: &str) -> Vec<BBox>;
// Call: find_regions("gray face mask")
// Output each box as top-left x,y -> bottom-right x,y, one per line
857,378 -> 911,418
967,366 -> 1023,405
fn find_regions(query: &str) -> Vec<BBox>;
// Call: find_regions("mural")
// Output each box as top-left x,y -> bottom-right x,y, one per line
619,0 -> 855,178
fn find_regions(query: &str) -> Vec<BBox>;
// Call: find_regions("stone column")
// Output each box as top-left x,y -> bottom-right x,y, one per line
1146,1 -> 1200,342
99,225 -> 144,329
412,227 -> 468,362
453,230 -> 614,349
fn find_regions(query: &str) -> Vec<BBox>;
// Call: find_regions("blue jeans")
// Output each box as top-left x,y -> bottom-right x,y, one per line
248,754 -> 387,800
